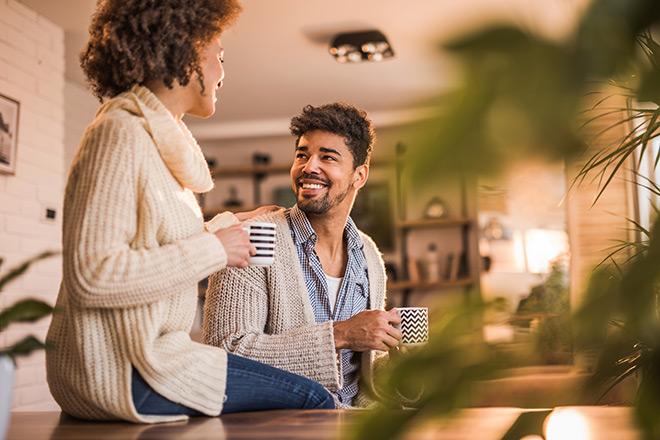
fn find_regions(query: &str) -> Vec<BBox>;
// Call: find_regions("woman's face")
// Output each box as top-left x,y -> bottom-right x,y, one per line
185,36 -> 225,118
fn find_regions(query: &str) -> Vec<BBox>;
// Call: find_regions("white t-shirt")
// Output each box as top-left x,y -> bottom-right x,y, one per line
325,274 -> 343,313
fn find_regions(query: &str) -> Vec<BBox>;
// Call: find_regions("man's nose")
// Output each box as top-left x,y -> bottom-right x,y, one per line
302,156 -> 321,174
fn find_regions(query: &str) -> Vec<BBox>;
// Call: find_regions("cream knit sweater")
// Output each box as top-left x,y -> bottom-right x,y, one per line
203,210 -> 389,408
46,86 -> 236,423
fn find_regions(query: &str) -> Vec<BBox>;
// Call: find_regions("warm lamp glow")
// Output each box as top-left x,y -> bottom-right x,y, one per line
524,229 -> 568,273
545,408 -> 591,440
329,30 -> 395,63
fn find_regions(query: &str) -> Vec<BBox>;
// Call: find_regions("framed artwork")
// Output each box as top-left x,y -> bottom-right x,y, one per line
0,93 -> 19,174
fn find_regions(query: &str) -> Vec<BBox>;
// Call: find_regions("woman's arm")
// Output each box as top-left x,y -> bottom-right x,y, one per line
63,118 -> 227,309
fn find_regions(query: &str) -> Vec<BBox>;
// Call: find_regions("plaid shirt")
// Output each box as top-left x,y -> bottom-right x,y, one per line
285,205 -> 369,405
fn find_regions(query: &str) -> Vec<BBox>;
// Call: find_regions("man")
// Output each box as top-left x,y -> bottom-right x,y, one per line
203,102 -> 404,408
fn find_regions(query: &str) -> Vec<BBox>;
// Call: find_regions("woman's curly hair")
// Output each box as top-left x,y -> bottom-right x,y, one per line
81,0 -> 242,100
289,102 -> 375,168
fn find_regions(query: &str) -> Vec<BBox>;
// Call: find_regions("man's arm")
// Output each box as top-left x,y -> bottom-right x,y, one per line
202,267 -> 342,390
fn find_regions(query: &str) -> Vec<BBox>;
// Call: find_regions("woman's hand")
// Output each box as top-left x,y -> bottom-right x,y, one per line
234,205 -> 282,222
214,224 -> 256,268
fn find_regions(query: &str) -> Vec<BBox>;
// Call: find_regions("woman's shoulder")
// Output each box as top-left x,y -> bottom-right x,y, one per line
83,104 -> 152,153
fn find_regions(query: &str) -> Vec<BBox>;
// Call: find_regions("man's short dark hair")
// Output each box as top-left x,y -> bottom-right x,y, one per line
289,102 -> 375,168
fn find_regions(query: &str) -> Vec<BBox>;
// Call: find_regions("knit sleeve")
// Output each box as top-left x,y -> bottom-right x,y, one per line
203,267 -> 342,391
62,117 -> 227,309
204,211 -> 239,233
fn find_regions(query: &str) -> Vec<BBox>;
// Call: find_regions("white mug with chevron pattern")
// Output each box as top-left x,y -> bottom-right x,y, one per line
395,307 -> 429,347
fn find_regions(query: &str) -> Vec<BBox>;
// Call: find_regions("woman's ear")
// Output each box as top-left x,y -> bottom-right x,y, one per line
352,164 -> 369,190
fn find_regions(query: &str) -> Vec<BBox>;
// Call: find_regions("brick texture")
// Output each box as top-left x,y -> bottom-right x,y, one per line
0,0 -> 65,412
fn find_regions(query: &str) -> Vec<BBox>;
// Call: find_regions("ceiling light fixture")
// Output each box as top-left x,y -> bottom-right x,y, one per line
329,30 -> 395,63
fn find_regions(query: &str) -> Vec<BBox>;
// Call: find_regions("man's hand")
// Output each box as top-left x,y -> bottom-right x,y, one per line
333,308 -> 402,352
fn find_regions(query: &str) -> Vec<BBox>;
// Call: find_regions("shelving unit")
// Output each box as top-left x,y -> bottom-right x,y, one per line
396,217 -> 471,229
201,162 -> 291,218
389,143 -> 479,306
387,277 -> 473,292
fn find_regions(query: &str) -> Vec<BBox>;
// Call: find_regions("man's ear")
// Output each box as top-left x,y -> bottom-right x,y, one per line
353,165 -> 369,190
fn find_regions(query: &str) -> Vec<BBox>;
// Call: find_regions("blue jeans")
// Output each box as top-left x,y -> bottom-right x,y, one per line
131,353 -> 335,416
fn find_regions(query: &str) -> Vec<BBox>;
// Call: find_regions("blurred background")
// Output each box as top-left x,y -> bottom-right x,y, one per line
4,0 -> 660,437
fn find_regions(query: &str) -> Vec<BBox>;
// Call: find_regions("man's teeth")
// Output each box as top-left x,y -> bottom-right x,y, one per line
302,183 -> 324,189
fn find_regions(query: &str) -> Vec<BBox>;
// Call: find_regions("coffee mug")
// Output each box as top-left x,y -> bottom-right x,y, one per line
395,307 -> 429,347
244,222 -> 276,266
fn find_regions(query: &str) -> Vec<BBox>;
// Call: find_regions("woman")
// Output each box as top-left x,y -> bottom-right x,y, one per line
45,0 -> 333,423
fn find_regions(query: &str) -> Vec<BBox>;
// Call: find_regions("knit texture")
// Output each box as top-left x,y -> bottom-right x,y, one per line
202,210 -> 389,407
46,86 -> 232,423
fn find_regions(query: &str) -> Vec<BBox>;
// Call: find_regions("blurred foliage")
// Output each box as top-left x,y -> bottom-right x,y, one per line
406,0 -> 660,186
354,0 -> 660,438
350,301 -> 505,440
574,214 -> 660,437
575,34 -> 660,204
516,258 -> 572,364
0,251 -> 57,363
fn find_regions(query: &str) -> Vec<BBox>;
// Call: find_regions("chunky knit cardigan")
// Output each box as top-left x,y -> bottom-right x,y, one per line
46,86 -> 236,423
203,210 -> 389,408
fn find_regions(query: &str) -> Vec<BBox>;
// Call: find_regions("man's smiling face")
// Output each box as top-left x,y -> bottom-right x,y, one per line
290,130 -> 361,216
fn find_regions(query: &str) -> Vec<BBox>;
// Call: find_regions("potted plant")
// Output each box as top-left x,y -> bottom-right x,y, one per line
0,251 -> 56,440
513,257 -> 572,365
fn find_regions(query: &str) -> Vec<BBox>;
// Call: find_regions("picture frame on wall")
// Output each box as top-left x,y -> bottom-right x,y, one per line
0,93 -> 19,174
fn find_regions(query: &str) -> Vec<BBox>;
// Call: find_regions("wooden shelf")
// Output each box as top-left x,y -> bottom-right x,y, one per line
211,163 -> 291,177
387,277 -> 474,291
395,217 -> 471,230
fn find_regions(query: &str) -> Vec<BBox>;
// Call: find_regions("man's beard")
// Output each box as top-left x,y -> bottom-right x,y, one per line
297,181 -> 352,215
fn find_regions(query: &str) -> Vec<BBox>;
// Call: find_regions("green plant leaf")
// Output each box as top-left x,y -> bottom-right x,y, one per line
1,336 -> 50,362
0,251 -> 57,293
0,299 -> 54,332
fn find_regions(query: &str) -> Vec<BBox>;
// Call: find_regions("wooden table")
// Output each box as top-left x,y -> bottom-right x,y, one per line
6,406 -> 642,440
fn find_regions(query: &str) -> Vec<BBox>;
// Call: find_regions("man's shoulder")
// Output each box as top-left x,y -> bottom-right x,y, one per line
250,209 -> 288,225
355,227 -> 379,251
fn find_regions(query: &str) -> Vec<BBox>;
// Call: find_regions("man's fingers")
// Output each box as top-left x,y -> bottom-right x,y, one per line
386,308 -> 402,325
381,334 -> 401,351
386,325 -> 402,341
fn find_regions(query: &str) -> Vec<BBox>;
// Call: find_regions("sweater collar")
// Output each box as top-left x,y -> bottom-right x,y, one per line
101,85 -> 214,193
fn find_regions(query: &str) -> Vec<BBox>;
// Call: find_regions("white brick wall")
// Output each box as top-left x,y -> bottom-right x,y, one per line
0,0 -> 65,412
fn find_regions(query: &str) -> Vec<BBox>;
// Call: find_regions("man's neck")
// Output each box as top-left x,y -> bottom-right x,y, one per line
307,210 -> 350,278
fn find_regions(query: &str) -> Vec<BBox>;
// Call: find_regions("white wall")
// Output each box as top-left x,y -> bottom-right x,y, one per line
0,0 -> 65,411
64,79 -> 96,174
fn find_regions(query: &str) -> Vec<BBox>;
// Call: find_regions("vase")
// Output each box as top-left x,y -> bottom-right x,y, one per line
0,355 -> 14,440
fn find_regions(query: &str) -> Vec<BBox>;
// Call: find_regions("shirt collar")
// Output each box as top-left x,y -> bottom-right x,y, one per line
344,216 -> 364,251
287,204 -> 364,251
288,204 -> 317,246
